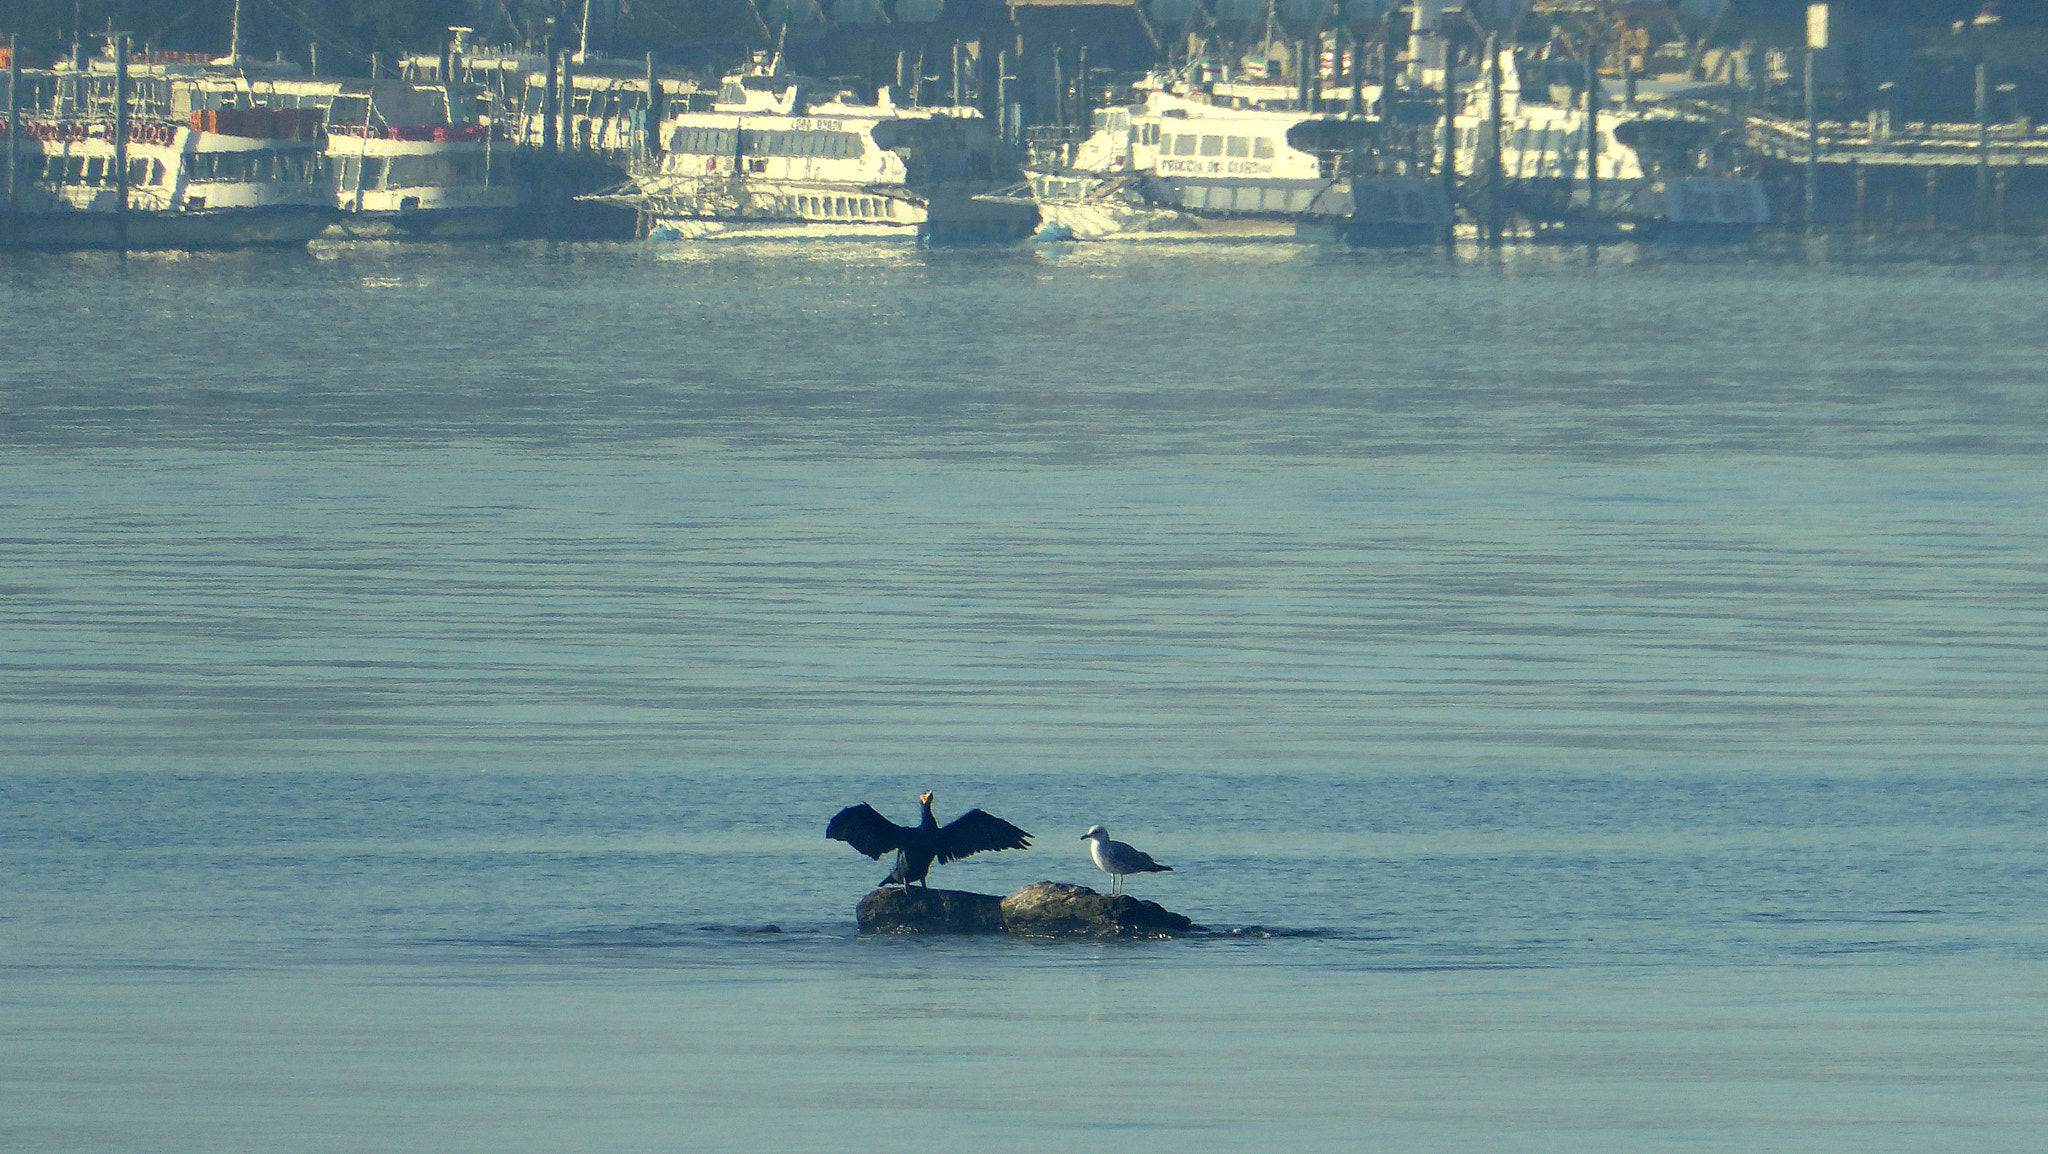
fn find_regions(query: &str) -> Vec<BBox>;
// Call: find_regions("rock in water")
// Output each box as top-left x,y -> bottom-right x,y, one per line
999,881 -> 1194,939
855,887 -> 1005,934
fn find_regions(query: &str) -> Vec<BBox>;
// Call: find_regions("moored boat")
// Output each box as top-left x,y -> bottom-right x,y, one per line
589,65 -> 1036,244
4,97 -> 332,251
1019,89 -> 1370,242
1449,54 -> 1768,240
222,75 -> 523,240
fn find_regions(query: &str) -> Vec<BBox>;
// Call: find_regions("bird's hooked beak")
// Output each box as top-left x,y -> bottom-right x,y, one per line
918,791 -> 934,805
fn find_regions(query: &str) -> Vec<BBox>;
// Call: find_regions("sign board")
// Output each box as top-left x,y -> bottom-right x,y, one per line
1806,3 -> 1830,50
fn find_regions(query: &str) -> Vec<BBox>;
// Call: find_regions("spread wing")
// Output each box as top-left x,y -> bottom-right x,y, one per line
826,803 -> 906,860
936,809 -> 1032,864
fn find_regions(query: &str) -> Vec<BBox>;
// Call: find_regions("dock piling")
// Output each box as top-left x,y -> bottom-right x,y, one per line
1803,49 -> 1818,232
1485,31 -> 1503,244
115,33 -> 130,250
1975,61 -> 1991,232
7,34 -> 19,231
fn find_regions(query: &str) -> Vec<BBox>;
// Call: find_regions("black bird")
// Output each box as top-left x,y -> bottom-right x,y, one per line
826,791 -> 1032,888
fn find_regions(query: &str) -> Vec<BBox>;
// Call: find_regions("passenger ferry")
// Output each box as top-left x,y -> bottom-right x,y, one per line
4,94 -> 332,250
1020,90 -> 1364,241
1017,83 -> 1449,244
594,67 -> 1036,243
1448,54 -> 1768,238
242,78 -> 521,239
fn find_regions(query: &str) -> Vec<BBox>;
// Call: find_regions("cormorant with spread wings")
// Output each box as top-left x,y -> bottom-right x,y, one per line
826,791 -> 1032,887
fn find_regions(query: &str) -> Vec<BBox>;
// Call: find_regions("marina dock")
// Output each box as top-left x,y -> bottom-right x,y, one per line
8,2 -> 2048,249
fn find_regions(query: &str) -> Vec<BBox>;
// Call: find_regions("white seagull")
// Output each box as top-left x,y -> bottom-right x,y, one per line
1081,825 -> 1173,895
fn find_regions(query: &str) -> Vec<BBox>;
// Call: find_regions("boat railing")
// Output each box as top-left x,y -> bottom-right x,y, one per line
326,123 -> 505,143
1023,124 -> 1087,169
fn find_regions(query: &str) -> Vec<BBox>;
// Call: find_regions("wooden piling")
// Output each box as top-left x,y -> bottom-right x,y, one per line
645,50 -> 659,158
996,49 -> 1010,141
559,49 -> 575,153
542,35 -> 558,155
1348,29 -> 1362,117
1803,49 -> 1817,232
1297,39 -> 1311,112
114,33 -> 130,250
1077,44 -> 1088,130
1485,31 -> 1503,244
1378,29 -> 1394,118
6,34 -> 19,234
1051,48 -> 1064,128
1975,61 -> 1991,232
1441,42 -> 1457,226
1584,46 -> 1599,227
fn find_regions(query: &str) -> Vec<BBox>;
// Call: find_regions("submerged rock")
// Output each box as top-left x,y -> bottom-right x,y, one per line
1000,881 -> 1194,939
855,886 -> 1005,934
853,882 -> 1194,938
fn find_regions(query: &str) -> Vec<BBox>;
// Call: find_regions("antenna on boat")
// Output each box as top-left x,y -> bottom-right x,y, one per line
214,0 -> 244,69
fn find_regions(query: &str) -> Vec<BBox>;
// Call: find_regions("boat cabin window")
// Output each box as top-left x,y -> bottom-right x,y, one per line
1199,135 -> 1223,157
384,155 -> 489,188
1254,138 -> 1275,158
667,126 -> 862,159
1138,123 -> 1159,145
740,128 -> 863,158
670,127 -> 738,155
1225,136 -> 1249,158
1170,134 -> 1196,156
185,151 -> 306,184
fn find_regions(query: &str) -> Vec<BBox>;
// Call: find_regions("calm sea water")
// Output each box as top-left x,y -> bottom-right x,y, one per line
3,238 -> 2046,1152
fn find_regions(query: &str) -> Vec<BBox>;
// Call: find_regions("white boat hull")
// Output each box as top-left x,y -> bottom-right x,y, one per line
3,205 -> 335,251
325,205 -> 519,240
635,182 -> 1035,244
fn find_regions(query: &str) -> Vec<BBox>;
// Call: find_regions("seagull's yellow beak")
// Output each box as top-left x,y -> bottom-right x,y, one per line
919,791 -> 933,805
